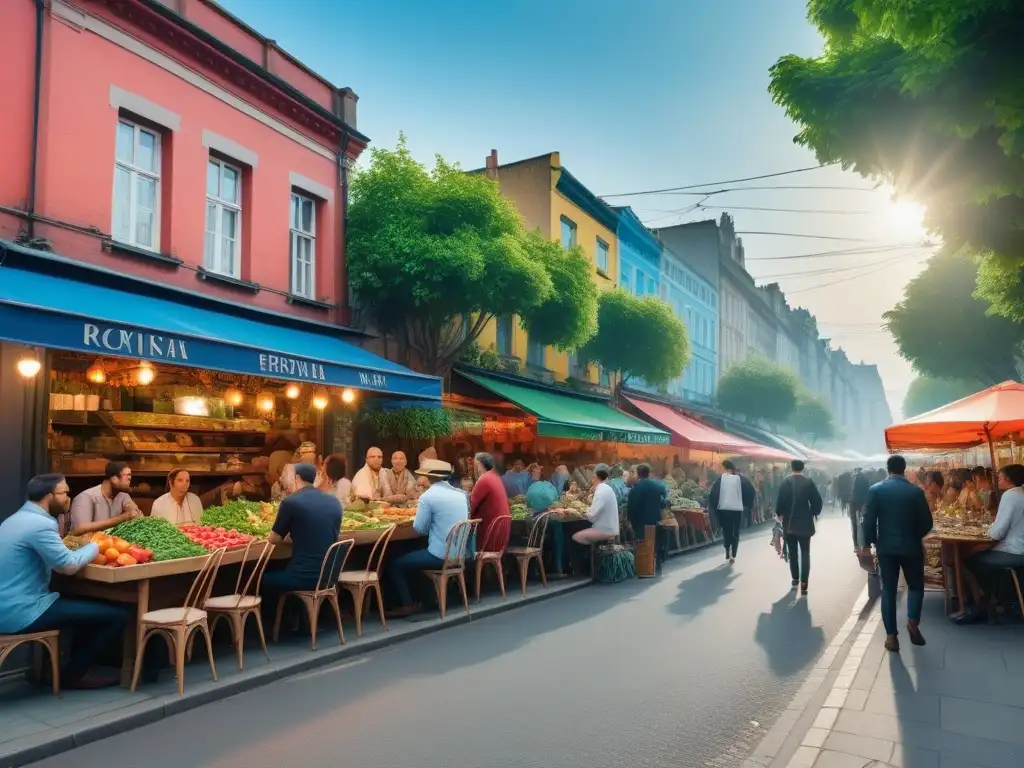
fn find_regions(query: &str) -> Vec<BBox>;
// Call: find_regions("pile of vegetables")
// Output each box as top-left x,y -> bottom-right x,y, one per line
664,477 -> 705,509
200,500 -> 277,537
107,517 -> 207,562
510,501 -> 528,521
179,524 -> 254,550
67,532 -> 153,567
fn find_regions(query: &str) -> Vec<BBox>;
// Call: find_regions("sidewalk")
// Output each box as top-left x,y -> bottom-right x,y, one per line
0,577 -> 588,767
788,591 -> 1024,768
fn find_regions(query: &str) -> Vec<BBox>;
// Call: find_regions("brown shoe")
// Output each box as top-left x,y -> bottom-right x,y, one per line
884,635 -> 900,652
907,621 -> 926,646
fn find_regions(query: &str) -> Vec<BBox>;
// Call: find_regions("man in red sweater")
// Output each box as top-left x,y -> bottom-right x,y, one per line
470,453 -> 511,552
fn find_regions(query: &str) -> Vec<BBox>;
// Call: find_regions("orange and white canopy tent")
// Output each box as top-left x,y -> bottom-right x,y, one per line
885,381 -> 1024,452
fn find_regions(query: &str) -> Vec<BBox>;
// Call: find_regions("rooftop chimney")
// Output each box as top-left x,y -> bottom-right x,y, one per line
485,149 -> 498,179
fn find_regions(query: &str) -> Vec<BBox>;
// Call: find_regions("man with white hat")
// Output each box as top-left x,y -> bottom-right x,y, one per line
386,459 -> 469,617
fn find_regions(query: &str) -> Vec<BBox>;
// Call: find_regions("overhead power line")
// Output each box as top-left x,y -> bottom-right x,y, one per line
785,251 -> 931,295
601,163 -> 841,198
699,204 -> 879,215
737,231 -> 889,243
746,243 -> 932,261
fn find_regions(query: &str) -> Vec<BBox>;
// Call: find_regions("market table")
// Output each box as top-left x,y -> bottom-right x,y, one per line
57,525 -> 424,687
923,530 -> 995,615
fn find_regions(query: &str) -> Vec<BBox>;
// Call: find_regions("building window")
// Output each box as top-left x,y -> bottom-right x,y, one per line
205,158 -> 242,278
527,337 -> 546,368
289,192 -> 316,298
560,216 -> 577,249
112,119 -> 160,251
635,269 -> 645,295
620,264 -> 631,291
647,276 -> 656,296
596,237 -> 609,272
496,315 -> 513,356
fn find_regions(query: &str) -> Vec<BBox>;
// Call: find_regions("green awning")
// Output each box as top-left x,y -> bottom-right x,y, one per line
460,371 -> 670,445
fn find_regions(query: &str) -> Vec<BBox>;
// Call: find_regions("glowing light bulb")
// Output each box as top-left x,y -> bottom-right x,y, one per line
256,390 -> 276,412
16,352 -> 41,379
285,382 -> 301,399
86,359 -> 106,384
136,362 -> 155,386
312,388 -> 329,410
224,388 -> 244,407
341,388 -> 356,404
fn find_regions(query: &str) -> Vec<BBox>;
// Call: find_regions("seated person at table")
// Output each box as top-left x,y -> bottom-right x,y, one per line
572,464 -> 620,546
0,474 -> 127,689
502,458 -> 532,498
470,453 -> 511,552
381,451 -> 419,503
150,468 -> 202,524
387,460 -> 469,618
957,463 -> 1024,624
263,464 -> 344,607
67,461 -> 140,536
316,454 -> 352,507
351,446 -> 385,502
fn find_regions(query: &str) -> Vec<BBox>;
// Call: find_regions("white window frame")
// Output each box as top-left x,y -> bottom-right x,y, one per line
289,191 -> 317,299
596,237 -> 609,273
112,119 -> 161,251
205,157 -> 243,278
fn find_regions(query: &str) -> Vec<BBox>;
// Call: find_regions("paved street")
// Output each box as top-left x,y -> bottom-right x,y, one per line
30,514 -> 868,768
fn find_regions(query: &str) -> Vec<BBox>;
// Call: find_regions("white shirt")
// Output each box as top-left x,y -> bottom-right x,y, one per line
718,474 -> 744,511
990,486 -> 1024,555
150,492 -> 202,525
588,482 -> 620,536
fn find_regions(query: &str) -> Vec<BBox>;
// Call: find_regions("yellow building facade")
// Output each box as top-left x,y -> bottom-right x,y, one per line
475,151 -> 619,383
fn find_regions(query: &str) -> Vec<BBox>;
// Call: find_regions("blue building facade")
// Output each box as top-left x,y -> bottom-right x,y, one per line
615,207 -> 661,299
660,244 -> 718,404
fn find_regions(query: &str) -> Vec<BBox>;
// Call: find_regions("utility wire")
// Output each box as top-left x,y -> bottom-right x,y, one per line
601,163 -> 840,198
785,252 -> 930,295
699,204 -> 879,215
737,231 -> 891,243
746,243 -> 931,262
628,184 -> 878,200
753,254 -> 909,280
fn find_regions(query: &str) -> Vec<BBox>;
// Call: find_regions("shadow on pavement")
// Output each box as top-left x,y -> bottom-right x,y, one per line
753,591 -> 826,676
667,562 -> 738,619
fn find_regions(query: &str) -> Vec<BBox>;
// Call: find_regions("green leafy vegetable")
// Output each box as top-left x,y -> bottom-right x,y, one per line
107,517 -> 207,561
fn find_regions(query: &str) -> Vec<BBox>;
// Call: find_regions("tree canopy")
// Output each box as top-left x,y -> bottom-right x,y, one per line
902,376 -> 979,419
769,0 -> 1024,321
717,356 -> 800,424
883,246 -> 1020,386
789,390 -> 837,443
579,289 -> 689,388
346,137 -> 596,375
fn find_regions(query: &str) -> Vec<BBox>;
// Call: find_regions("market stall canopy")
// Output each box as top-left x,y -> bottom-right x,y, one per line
460,372 -> 670,444
885,381 -> 1024,451
623,396 -> 796,460
0,261 -> 441,400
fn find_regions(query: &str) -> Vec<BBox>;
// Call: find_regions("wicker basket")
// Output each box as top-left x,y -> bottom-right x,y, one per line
634,525 -> 657,578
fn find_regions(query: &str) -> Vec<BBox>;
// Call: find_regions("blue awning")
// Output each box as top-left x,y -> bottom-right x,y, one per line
0,262 -> 441,400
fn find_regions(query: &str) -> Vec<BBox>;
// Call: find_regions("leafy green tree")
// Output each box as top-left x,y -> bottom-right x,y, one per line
518,231 -> 598,351
717,356 -> 799,424
347,137 -> 595,375
580,290 -> 689,388
883,247 -> 1020,385
768,0 -> 1024,321
789,390 -> 836,444
902,376 -> 979,419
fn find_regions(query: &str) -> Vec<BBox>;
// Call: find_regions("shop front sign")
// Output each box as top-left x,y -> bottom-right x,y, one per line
83,323 -> 190,361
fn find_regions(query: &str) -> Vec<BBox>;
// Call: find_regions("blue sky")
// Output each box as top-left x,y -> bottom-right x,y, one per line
220,0 -> 933,414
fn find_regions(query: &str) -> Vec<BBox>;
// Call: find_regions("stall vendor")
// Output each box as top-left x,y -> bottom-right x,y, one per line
317,454 -> 352,506
502,458 -> 531,497
381,451 -> 419,503
957,463 -> 1024,624
572,464 -> 620,546
150,469 -> 202,524
68,461 -> 140,536
352,446 -> 385,501
271,442 -> 318,502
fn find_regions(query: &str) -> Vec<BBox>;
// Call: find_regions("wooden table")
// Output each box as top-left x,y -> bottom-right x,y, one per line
58,525 -> 424,687
923,531 -> 995,615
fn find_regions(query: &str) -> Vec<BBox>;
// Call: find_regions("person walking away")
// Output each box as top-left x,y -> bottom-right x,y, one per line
860,455 -> 934,652
775,460 -> 823,595
0,474 -> 127,688
955,463 -> 1024,624
709,459 -> 755,564
848,468 -> 870,551
627,464 -> 669,573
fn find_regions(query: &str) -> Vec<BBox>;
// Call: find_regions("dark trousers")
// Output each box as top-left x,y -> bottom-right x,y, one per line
388,548 -> 445,606
965,550 -> 1024,604
877,553 -> 925,636
718,509 -> 742,558
848,505 -> 862,547
785,535 -> 811,584
23,597 -> 128,684
260,569 -> 319,627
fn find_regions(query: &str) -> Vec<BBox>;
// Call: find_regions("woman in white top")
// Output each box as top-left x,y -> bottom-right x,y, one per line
150,469 -> 203,524
317,454 -> 352,507
572,464 -> 620,545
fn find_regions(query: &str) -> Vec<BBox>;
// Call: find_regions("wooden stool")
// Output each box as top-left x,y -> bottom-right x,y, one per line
0,630 -> 60,697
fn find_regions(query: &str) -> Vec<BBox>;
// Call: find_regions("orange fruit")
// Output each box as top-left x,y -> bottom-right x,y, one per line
92,553 -> 108,565
116,553 -> 137,567
104,548 -> 120,561
96,536 -> 113,552
113,538 -> 130,554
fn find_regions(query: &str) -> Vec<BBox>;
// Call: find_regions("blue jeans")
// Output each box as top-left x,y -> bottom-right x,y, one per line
23,597 -> 128,684
388,548 -> 444,606
878,553 -> 924,636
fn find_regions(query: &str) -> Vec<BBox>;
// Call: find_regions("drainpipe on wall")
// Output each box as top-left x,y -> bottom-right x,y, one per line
336,129 -> 350,328
26,0 -> 45,238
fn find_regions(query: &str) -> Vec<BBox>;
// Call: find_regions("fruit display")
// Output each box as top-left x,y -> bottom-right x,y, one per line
107,517 -> 207,561
664,477 -> 705,509
179,524 -> 254,549
84,532 -> 153,567
200,500 -> 278,537
376,506 -> 417,525
931,506 -> 993,539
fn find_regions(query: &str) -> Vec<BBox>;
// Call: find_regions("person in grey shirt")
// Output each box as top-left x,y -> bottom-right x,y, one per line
958,463 -> 1024,624
68,461 -> 140,536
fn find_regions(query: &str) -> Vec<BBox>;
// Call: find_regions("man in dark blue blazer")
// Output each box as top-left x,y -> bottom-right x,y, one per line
860,455 -> 934,652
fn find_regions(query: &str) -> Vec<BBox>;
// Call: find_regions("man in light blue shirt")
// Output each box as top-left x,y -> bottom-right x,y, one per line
387,459 -> 469,617
0,474 -> 127,688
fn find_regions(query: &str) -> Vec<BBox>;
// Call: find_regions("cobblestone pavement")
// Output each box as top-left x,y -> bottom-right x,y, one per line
26,513 -> 868,768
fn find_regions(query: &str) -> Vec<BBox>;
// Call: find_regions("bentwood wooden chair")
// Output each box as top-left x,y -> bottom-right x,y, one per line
272,538 -> 354,650
202,540 -> 276,670
424,520 -> 478,619
339,524 -> 396,637
131,547 -> 227,696
0,631 -> 60,697
474,515 -> 512,602
506,512 -> 550,595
